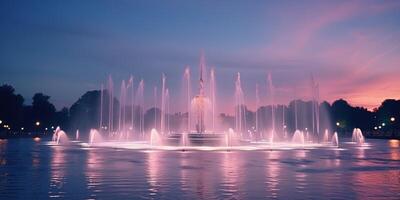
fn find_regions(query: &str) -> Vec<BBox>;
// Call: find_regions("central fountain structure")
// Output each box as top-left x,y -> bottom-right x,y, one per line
192,55 -> 207,134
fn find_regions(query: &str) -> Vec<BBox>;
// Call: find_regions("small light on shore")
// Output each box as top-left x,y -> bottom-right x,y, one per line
336,122 -> 340,126
390,117 -> 395,122
35,121 -> 40,126
21,127 -> 24,130
33,137 -> 40,142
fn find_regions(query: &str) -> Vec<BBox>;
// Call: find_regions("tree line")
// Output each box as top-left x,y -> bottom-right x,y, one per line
0,84 -> 399,138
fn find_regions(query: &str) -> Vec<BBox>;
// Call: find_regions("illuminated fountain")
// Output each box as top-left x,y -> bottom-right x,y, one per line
52,126 -> 69,144
51,51 -> 368,151
352,128 -> 365,145
331,132 -> 339,147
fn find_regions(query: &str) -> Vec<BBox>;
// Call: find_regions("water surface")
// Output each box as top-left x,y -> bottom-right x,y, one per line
0,138 -> 399,199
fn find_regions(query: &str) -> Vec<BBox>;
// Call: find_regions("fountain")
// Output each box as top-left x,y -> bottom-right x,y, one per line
352,128 -> 365,145
322,129 -> 330,143
80,51 -> 346,151
76,129 -> 79,140
150,129 -> 161,146
292,130 -> 305,145
52,126 -> 69,144
332,132 -> 339,147
181,132 -> 189,147
89,129 -> 103,144
235,73 -> 246,138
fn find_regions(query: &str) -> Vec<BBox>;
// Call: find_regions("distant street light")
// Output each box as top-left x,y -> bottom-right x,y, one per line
336,122 -> 340,126
382,123 -> 386,127
0,120 -> 2,124
21,127 -> 24,131
374,126 -> 378,130
379,126 -> 382,129
390,117 -> 396,122
35,121 -> 40,126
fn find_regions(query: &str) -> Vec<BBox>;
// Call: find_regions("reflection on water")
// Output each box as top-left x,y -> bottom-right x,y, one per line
221,152 -> 240,199
266,151 -> 281,198
49,147 -> 67,198
0,138 -> 399,199
147,151 -> 162,197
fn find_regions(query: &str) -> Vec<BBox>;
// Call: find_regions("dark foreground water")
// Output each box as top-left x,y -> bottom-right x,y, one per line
0,138 -> 399,200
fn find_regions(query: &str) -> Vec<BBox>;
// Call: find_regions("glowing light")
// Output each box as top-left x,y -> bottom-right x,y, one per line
378,126 -> 382,129
35,121 -> 40,126
45,128 -> 48,131
374,127 -> 378,130
336,122 -> 340,126
390,117 -> 395,122
382,123 -> 385,126
33,137 -> 41,142
0,120 -> 2,124
51,126 -> 54,129
21,127 -> 24,130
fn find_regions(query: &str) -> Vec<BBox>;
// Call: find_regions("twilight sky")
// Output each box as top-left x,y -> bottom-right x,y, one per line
1,0 -> 400,113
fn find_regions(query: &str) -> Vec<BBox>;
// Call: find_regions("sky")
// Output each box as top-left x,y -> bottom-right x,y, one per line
1,0 -> 400,113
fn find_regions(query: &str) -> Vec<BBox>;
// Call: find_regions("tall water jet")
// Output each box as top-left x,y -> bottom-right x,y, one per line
160,74 -> 166,134
310,74 -> 320,139
150,129 -> 161,146
135,80 -> 145,138
352,128 -> 365,145
118,80 -> 127,138
255,84 -> 260,139
210,68 -> 216,132
108,76 -> 114,135
166,88 -> 170,134
99,84 -> 104,130
128,75 -> 134,139
331,132 -> 339,147
267,73 -> 276,139
184,67 -> 191,132
293,88 -> 298,130
154,87 -> 158,130
235,73 -> 246,138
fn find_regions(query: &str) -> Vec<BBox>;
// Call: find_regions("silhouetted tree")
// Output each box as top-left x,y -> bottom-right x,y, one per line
0,85 -> 24,130
30,93 -> 56,130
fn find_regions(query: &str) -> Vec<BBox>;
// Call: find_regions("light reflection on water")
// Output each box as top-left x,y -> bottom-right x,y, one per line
0,139 -> 399,199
